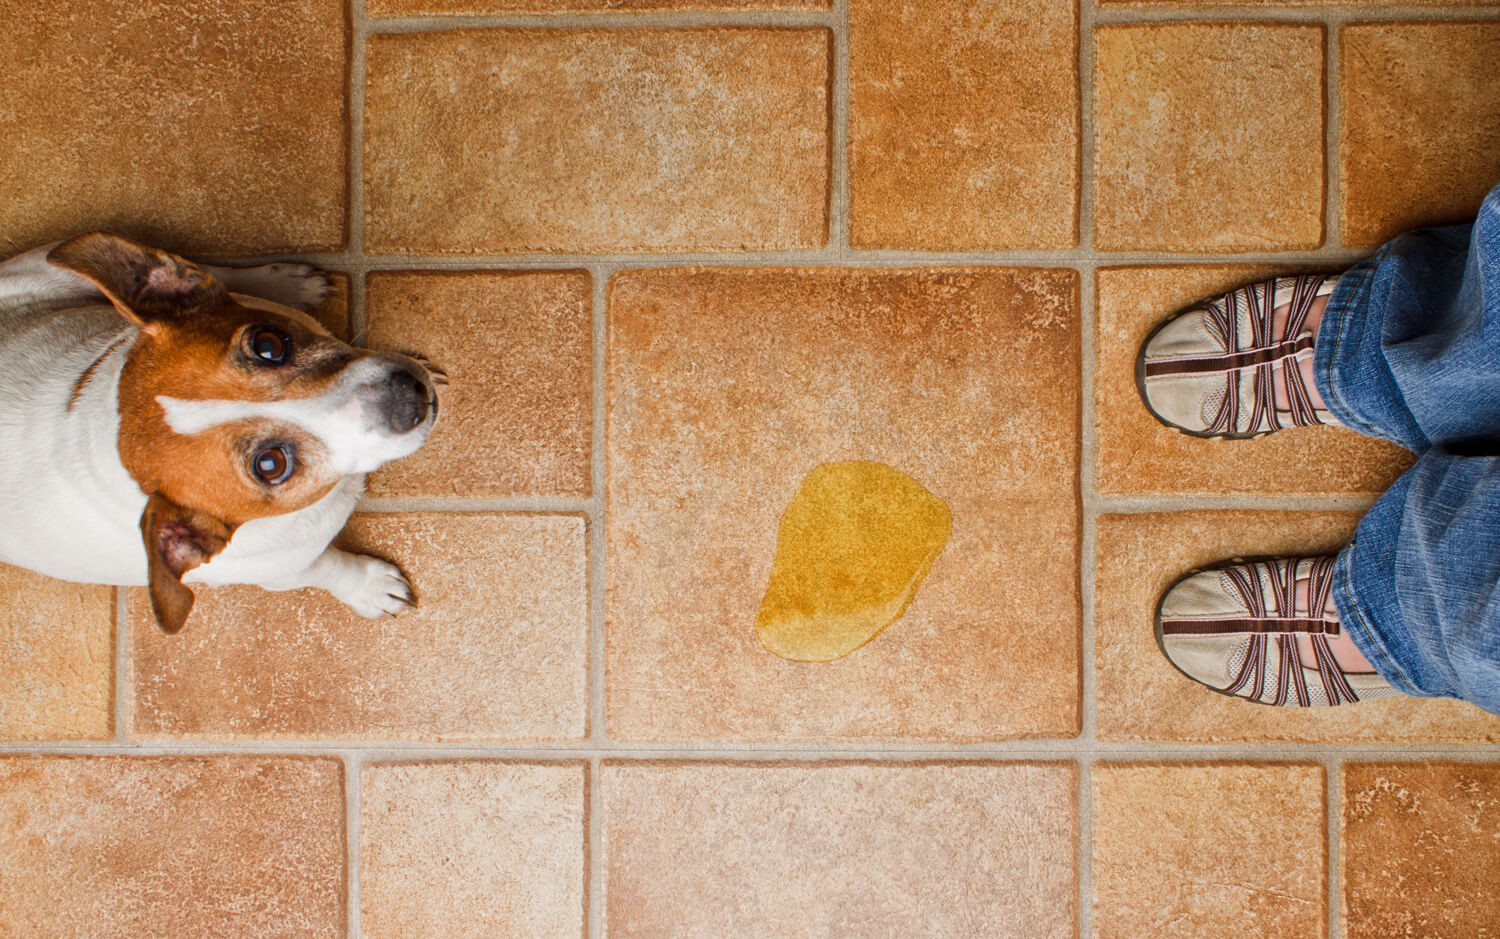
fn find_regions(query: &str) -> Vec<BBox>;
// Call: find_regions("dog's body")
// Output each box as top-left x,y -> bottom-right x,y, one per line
0,234 -> 439,632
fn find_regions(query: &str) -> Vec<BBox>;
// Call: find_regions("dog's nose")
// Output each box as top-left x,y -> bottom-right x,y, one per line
386,367 -> 431,433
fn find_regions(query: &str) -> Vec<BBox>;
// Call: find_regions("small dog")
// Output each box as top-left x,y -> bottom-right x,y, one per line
0,232 -> 441,633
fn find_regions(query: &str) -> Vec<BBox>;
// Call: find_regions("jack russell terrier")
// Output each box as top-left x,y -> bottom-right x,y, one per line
0,232 -> 441,634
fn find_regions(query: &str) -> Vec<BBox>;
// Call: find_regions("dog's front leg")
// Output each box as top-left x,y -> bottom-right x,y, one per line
260,547 -> 415,619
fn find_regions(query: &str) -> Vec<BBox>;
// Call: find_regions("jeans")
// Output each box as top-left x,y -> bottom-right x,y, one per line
1317,181 -> 1500,715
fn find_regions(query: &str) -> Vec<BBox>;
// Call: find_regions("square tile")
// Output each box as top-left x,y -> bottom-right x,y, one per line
364,29 -> 830,254
1095,511 -> 1500,743
1340,23 -> 1500,248
361,761 -> 587,937
1093,24 -> 1325,252
0,566 -> 112,741
1093,763 -> 1326,939
0,756 -> 344,936
0,0 -> 347,255
364,271 -> 593,500
370,0 -> 827,11
1343,762 -> 1500,938
607,268 -> 1081,742
131,513 -> 588,741
1095,266 -> 1413,497
849,0 -> 1078,249
603,762 -> 1077,936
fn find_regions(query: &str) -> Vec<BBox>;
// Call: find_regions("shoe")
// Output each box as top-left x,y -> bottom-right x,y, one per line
1154,556 -> 1398,707
1138,275 -> 1337,439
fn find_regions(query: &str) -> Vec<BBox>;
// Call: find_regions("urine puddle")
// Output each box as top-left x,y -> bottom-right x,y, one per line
755,461 -> 952,663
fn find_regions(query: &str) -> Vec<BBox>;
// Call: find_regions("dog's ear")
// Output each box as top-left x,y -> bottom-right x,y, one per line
47,232 -> 227,332
139,493 -> 236,635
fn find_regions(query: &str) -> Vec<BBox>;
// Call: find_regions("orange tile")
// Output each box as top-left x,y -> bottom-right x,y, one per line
0,756 -> 343,936
1343,762 -> 1500,938
364,271 -> 593,500
1093,24 -> 1325,252
130,513 -> 588,741
1095,266 -> 1413,497
0,0 -> 347,255
361,761 -> 587,937
371,0 -> 826,11
849,0 -> 1078,249
1095,511 -> 1500,743
607,268 -> 1080,742
364,29 -> 830,254
1093,763 -> 1326,939
604,762 -> 1077,936
1340,23 -> 1500,248
0,566 -> 112,741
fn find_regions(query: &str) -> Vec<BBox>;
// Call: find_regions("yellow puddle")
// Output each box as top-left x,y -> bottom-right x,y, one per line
755,461 -> 952,663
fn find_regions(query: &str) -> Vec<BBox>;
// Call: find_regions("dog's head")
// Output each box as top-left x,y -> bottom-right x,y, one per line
48,232 -> 439,632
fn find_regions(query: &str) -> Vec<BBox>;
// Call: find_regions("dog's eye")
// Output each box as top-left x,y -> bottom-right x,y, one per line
246,327 -> 292,365
249,445 -> 295,486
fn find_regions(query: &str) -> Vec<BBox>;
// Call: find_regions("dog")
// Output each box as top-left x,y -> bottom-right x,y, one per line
0,232 -> 441,634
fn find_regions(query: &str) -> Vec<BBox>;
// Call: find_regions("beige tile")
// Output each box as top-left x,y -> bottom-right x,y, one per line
1340,23 -> 1500,248
364,271 -> 593,500
607,268 -> 1081,742
1095,511 -> 1500,743
364,29 -> 829,254
0,0 -> 346,255
1343,762 -> 1500,939
849,0 -> 1078,249
0,566 -> 112,741
361,761 -> 586,938
130,513 -> 588,741
1095,266 -> 1413,497
603,762 -> 1077,937
0,756 -> 343,936
371,0 -> 827,11
1093,24 -> 1325,252
1093,763 -> 1326,939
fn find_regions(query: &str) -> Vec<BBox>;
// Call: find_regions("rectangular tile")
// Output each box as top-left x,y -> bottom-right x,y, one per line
1095,266 -> 1413,497
0,566 -> 112,741
603,762 -> 1077,936
0,0 -> 347,254
607,268 -> 1081,742
1340,23 -> 1500,248
1093,763 -> 1326,939
1343,762 -> 1500,939
849,0 -> 1078,249
364,29 -> 830,254
1094,24 -> 1324,252
0,756 -> 344,936
370,0 -> 828,11
361,761 -> 587,937
364,271 -> 593,499
131,513 -> 588,741
1095,511 -> 1500,743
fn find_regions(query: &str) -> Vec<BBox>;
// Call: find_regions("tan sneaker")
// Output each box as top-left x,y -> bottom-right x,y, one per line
1138,275 -> 1338,439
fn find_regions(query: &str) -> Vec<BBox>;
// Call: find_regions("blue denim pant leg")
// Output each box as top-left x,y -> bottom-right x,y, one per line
1314,182 -> 1500,713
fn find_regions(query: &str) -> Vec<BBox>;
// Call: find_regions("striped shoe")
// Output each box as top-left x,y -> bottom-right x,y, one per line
1137,274 -> 1339,439
1154,557 -> 1398,707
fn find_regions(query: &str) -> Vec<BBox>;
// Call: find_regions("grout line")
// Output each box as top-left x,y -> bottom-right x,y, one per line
363,10 -> 838,32
587,756 -> 601,939
346,750 -> 363,939
1325,18 -> 1343,252
1092,5 -> 1500,24
112,588 -> 127,743
590,266 -> 610,751
1078,757 -> 1093,938
1327,756 -> 1342,939
830,0 -> 850,255
1077,2 -> 1097,933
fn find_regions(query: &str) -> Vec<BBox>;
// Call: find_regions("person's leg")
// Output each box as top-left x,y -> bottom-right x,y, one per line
1334,453 -> 1500,714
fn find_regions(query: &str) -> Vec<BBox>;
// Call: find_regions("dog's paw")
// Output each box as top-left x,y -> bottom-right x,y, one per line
332,554 -> 415,619
260,262 -> 334,313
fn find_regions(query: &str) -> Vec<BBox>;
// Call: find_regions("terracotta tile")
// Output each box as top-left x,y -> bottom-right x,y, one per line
371,0 -> 826,12
1095,266 -> 1413,497
312,272 -> 351,342
0,566 -> 112,741
130,513 -> 588,741
1340,23 -> 1500,248
849,0 -> 1078,249
0,756 -> 343,936
363,271 -> 592,499
607,268 -> 1080,742
1093,763 -> 1326,939
0,0 -> 347,255
1343,762 -> 1500,938
364,29 -> 829,254
1093,24 -> 1325,253
1095,511 -> 1500,743
361,761 -> 586,937
604,762 -> 1077,936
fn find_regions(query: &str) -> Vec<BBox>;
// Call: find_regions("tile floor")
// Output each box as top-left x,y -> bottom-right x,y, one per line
1,0 -> 1499,936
